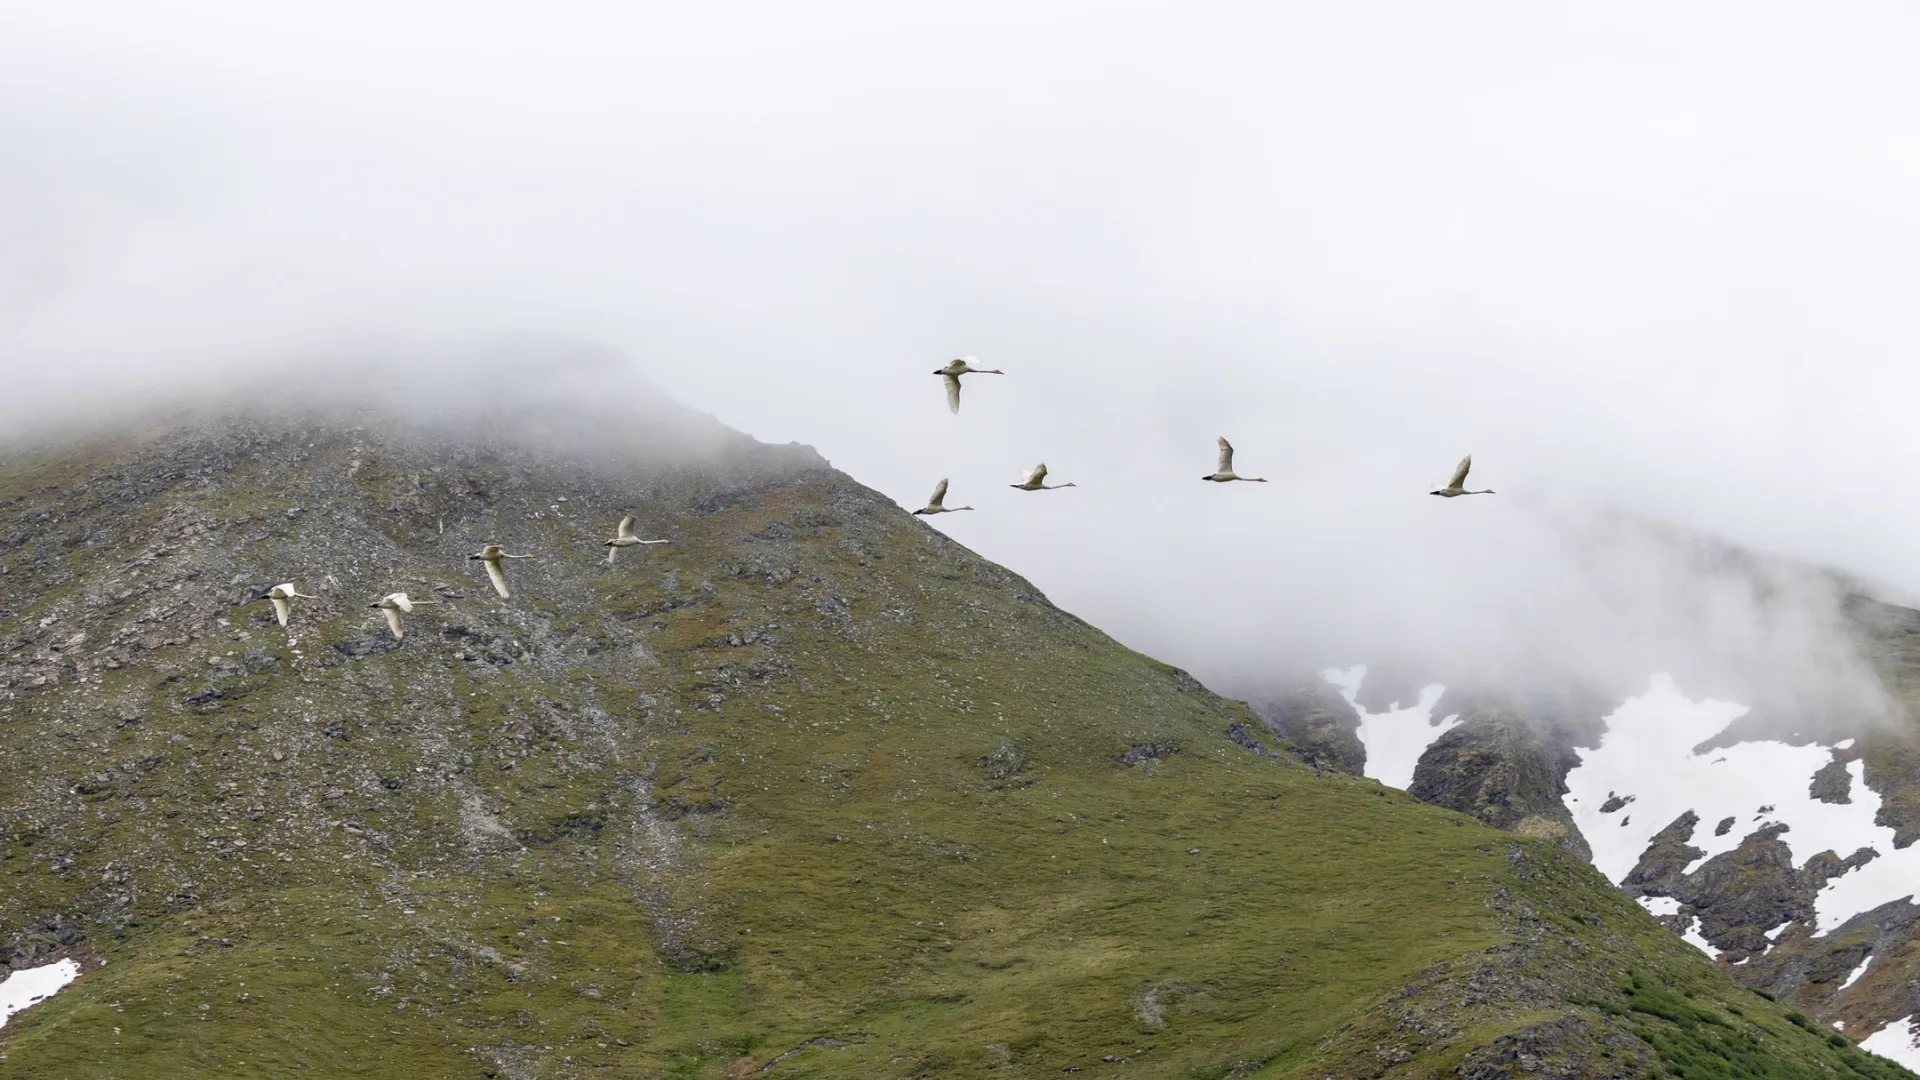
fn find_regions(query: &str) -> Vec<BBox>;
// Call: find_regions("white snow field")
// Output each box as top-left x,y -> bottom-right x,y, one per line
1323,666 -> 1920,1058
1322,666 -> 1458,791
1631,895 -> 1716,956
1678,916 -> 1716,956
1564,673 -> 1920,933
0,959 -> 80,1028
1321,667 -> 1920,936
1840,952 -> 1873,990
1861,1016 -> 1920,1067
1637,896 -> 1682,918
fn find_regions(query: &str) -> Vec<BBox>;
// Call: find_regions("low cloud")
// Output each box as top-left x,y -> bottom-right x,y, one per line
5,3 -> 1920,722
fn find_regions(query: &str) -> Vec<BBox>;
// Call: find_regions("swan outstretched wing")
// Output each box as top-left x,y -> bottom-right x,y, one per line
1025,463 -> 1048,487
1216,437 -> 1234,474
616,515 -> 636,540
943,373 -> 961,413
484,560 -> 511,598
927,478 -> 949,508
390,593 -> 414,613
270,596 -> 290,627
383,606 -> 405,638
1448,455 -> 1472,489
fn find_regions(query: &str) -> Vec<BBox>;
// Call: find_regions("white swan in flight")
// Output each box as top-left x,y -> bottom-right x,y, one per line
1430,455 -> 1495,497
1202,437 -> 1267,483
257,583 -> 319,628
933,357 -> 1004,414
605,515 -> 670,564
469,544 -> 534,598
912,478 -> 974,515
370,592 -> 437,639
1011,463 -> 1076,491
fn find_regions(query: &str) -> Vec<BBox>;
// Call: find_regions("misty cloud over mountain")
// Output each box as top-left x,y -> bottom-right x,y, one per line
9,3 -> 1920,711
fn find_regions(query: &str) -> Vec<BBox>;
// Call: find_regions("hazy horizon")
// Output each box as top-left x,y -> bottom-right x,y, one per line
7,2 -> 1920,714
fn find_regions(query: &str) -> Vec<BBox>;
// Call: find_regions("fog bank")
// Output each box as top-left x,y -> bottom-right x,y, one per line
7,2 -> 1920,714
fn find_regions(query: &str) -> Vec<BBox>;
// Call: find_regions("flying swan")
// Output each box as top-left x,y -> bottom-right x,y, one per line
912,478 -> 974,515
370,592 -> 437,639
933,357 -> 1005,414
1011,463 -> 1076,491
256,582 -> 319,628
1202,437 -> 1267,483
605,515 -> 670,564
469,544 -> 534,598
1430,455 -> 1495,497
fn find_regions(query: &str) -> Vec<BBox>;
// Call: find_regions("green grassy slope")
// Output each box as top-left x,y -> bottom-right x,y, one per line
0,408 -> 1908,1078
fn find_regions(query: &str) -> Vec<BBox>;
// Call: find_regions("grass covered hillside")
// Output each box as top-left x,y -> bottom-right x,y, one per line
0,401 -> 1909,1078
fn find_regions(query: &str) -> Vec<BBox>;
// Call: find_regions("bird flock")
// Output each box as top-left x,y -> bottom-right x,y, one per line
249,357 -> 1490,637
253,518 -> 670,638
914,355 -> 1493,514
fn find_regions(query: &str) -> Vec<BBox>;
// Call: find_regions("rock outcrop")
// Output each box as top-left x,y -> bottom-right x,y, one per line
1253,678 -> 1365,776
1409,705 -> 1592,861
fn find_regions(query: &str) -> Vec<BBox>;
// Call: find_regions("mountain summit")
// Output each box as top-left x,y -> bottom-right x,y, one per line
0,399 -> 1906,1077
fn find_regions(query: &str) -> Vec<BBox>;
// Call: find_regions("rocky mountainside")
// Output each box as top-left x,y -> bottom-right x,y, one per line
0,400 -> 1908,1078
1254,541 -> 1920,1062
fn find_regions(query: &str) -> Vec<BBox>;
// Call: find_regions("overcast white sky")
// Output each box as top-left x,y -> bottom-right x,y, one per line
6,2 -> 1920,697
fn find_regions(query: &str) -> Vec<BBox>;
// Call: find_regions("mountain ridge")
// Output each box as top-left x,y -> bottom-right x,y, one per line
0,402 -> 1906,1077
1267,539 -> 1920,1062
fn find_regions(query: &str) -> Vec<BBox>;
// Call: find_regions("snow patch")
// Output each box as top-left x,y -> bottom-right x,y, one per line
1677,914 -> 1716,957
0,959 -> 80,1028
1837,739 -> 1857,750
1563,674 -> 1920,932
1322,665 -> 1454,791
1635,895 -> 1716,956
1637,895 -> 1681,918
1862,1016 -> 1920,1067
1841,953 -> 1873,991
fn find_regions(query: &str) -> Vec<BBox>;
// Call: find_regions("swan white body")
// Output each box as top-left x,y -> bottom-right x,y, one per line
1202,437 -> 1267,483
1430,455 -> 1495,497
1011,463 -> 1076,491
912,478 -> 973,515
605,515 -> 670,563
933,357 -> 1004,414
370,591 -> 437,639
469,544 -> 534,598
259,582 -> 319,628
